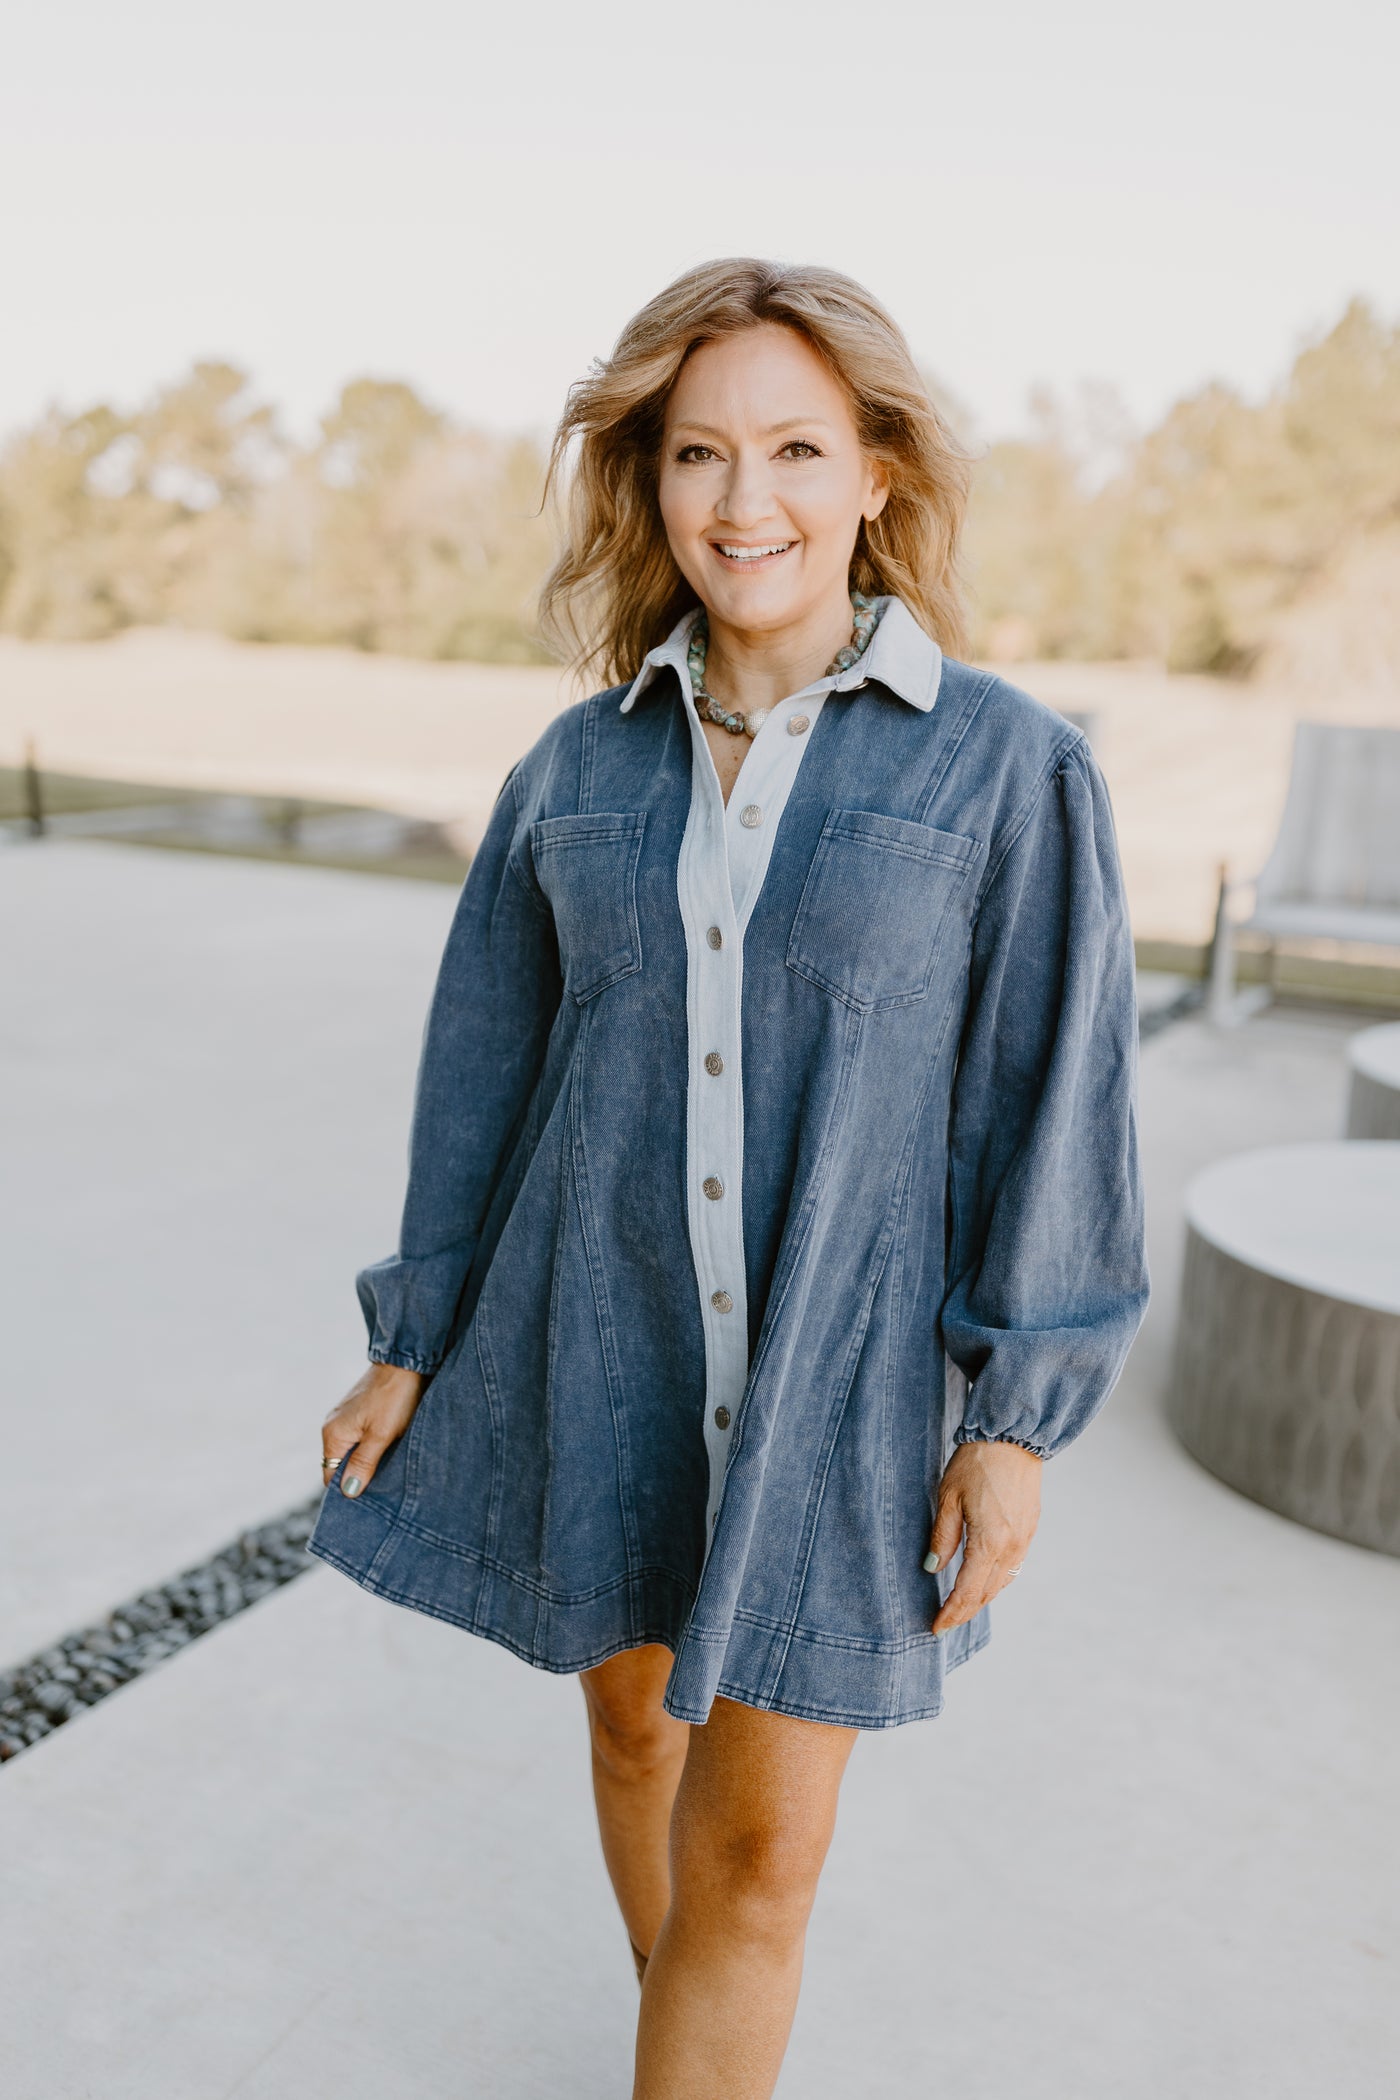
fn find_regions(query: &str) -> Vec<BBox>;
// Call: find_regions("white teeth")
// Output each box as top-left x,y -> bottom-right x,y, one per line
717,543 -> 791,561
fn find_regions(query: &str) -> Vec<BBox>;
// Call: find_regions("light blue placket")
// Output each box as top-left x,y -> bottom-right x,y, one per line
621,605 -> 923,1553
669,617 -> 862,1549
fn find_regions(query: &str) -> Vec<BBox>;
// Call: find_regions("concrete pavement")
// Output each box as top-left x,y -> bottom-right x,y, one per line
2,841 -> 455,1661
2,841 -> 1397,2098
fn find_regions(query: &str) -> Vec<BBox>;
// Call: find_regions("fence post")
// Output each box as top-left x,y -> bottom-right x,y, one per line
1207,860 -> 1235,1025
23,740 -> 45,838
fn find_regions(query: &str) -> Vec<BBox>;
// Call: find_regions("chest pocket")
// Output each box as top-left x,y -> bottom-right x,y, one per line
787,809 -> 981,1012
530,812 -> 647,1003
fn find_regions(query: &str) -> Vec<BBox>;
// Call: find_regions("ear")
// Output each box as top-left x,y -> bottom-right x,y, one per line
862,457 -> 891,523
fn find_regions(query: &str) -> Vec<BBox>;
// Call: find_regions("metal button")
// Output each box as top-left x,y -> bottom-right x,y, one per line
739,803 -> 763,828
710,1289 -> 733,1314
704,1050 -> 724,1076
706,925 -> 724,950
787,714 -> 810,736
702,1175 -> 724,1200
714,1406 -> 731,1430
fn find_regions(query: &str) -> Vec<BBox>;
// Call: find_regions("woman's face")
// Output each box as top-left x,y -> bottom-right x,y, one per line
658,323 -> 889,637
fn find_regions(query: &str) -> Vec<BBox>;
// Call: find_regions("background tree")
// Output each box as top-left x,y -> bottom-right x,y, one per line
1,297 -> 1395,674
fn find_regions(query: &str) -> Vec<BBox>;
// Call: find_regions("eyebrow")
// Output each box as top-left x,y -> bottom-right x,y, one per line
669,417 -> 837,439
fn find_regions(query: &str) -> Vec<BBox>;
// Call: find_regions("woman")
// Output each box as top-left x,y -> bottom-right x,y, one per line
308,258 -> 1150,2098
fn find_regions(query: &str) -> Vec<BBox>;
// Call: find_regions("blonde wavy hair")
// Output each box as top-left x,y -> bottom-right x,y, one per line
538,258 -> 974,687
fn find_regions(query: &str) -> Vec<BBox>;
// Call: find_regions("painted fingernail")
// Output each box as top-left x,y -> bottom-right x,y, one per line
923,1550 -> 942,1573
342,1475 -> 362,1498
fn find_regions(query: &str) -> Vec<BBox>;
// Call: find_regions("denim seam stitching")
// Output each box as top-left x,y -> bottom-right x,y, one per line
765,1024 -> 952,1693
503,765 -> 555,921
306,1537 -> 698,1674
570,999 -> 645,1629
580,691 -> 597,814
534,1046 -> 579,1652
762,1027 -> 924,1696
322,1508 -> 698,1606
731,1609 -> 960,1656
880,1159 -> 913,1707
912,669 -> 997,824
786,850 -> 977,1013
975,739 -> 1084,914
723,1001 -> 863,1465
474,1313 -> 507,1565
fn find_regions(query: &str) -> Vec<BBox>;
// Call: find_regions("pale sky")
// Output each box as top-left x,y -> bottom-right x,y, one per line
4,0 -> 1397,450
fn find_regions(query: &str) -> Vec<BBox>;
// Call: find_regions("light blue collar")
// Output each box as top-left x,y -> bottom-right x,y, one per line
618,594 -> 943,715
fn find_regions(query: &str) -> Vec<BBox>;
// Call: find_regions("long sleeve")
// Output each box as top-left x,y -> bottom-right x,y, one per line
939,736 -> 1150,1459
356,761 -> 562,1374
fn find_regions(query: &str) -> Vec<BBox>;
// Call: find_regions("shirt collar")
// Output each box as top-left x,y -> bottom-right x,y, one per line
618,593 -> 943,715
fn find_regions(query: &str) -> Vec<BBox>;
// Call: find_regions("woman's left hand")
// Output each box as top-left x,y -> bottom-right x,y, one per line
925,1440 -> 1043,1636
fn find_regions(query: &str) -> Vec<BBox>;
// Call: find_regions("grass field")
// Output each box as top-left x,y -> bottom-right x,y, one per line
3,626 -> 1399,946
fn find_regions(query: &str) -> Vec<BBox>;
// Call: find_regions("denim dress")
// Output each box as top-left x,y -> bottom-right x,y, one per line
306,596 -> 1150,1729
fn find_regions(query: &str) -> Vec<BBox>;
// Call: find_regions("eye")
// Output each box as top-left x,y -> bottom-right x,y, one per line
778,440 -> 823,460
675,443 -> 717,463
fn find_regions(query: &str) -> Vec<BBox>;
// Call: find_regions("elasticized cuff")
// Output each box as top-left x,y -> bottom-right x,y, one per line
952,1425 -> 1052,1461
368,1345 -> 442,1376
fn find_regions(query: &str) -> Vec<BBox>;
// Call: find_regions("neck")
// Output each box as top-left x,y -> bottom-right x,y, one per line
700,590 -> 859,714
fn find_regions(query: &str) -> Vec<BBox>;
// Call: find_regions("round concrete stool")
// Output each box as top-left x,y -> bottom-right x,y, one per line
1169,1143 -> 1400,1556
1347,1023 -> 1400,1139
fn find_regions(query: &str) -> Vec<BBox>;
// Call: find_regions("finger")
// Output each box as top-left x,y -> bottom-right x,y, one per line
931,1543 -> 1001,1635
320,1425 -> 360,1477
924,1481 -> 966,1574
934,1543 -> 1032,1633
338,1433 -> 392,1499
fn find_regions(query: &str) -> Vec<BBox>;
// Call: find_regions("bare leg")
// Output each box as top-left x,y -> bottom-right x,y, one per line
579,1645 -> 690,1977
633,1695 -> 858,2100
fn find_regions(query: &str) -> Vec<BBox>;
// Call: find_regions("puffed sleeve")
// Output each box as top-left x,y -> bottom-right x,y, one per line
356,760 -> 562,1374
938,736 -> 1150,1459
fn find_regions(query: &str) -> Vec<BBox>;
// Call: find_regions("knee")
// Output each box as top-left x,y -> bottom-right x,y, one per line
583,1682 -> 687,1786
672,1811 -> 831,1947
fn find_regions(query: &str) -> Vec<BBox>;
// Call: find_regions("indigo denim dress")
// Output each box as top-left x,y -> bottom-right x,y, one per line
306,596 -> 1150,1729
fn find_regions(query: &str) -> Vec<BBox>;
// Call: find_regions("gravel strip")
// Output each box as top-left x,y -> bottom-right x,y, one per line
0,1497 -> 322,1765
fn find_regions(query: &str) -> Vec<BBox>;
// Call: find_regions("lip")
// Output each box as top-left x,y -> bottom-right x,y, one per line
707,540 -> 796,572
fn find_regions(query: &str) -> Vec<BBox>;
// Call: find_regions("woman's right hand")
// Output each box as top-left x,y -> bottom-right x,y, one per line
321,1361 -> 427,1497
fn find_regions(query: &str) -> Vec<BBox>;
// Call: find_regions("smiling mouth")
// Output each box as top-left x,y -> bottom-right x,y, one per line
711,541 -> 795,564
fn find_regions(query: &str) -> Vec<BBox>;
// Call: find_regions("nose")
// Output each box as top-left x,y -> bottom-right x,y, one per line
715,445 -> 779,532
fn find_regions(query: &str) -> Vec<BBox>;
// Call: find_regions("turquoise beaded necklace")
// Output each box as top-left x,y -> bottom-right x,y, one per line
686,591 -> 882,738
